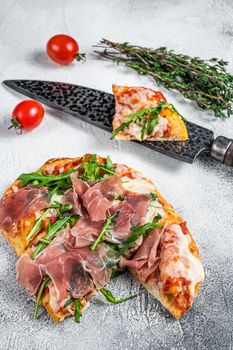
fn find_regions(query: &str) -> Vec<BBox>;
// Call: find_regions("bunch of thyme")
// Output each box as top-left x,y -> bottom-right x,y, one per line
94,39 -> 233,118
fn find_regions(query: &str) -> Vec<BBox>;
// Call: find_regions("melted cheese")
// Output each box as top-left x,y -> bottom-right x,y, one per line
121,176 -> 155,194
51,193 -> 63,204
159,224 -> 204,297
145,200 -> 165,223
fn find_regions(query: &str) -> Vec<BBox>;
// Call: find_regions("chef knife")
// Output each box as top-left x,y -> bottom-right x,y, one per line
3,79 -> 233,166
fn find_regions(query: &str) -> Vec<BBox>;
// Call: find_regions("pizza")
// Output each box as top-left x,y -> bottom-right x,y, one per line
112,85 -> 188,141
0,154 -> 204,323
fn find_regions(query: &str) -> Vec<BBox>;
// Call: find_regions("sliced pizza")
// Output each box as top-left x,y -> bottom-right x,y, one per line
112,85 -> 188,141
0,154 -> 203,322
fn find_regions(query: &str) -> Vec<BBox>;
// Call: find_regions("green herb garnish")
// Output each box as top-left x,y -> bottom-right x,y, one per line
48,186 -> 62,199
119,214 -> 162,256
95,39 -> 233,118
34,276 -> 51,320
100,156 -> 116,175
91,212 -> 118,251
100,288 -> 136,304
26,208 -> 51,241
111,269 -> 124,278
26,201 -> 73,242
18,155 -> 116,191
111,101 -> 165,140
64,297 -> 83,323
18,169 -> 75,189
32,216 -> 72,259
150,193 -> 158,201
79,154 -> 116,181
111,101 -> 182,140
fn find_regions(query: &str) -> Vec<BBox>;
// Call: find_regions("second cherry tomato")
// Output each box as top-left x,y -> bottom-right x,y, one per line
10,100 -> 45,131
46,34 -> 80,65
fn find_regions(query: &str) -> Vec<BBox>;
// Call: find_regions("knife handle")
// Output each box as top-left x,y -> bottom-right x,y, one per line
210,136 -> 233,166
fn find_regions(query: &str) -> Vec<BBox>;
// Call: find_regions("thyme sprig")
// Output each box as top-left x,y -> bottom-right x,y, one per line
94,39 -> 233,118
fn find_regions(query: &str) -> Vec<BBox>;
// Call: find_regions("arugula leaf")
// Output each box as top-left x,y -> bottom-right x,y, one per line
111,120 -> 132,139
64,297 -> 83,323
32,216 -> 72,259
27,200 -> 74,242
51,202 -> 73,215
26,208 -> 50,241
150,193 -> 158,201
49,186 -> 62,199
100,288 -> 136,304
79,154 -> 116,181
111,269 -> 124,278
18,155 -> 116,191
74,299 -> 83,323
140,118 -> 149,140
18,169 -> 75,189
81,154 -> 100,181
91,212 -> 118,251
119,214 -> 162,256
34,276 -> 51,320
64,298 -> 73,308
111,101 -> 186,140
105,156 -> 115,173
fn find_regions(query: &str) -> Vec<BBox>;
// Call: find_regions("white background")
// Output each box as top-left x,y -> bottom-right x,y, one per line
0,1 -> 232,349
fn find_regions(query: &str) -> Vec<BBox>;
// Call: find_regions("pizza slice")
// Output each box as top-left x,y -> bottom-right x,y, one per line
0,154 -> 203,323
112,85 -> 188,141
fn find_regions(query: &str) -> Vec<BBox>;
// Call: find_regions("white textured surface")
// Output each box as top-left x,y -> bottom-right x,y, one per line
0,1 -> 233,349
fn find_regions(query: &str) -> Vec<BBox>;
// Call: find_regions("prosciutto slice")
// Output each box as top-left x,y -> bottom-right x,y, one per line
62,173 -> 90,215
62,188 -> 82,215
16,227 -> 112,312
125,193 -> 150,226
76,244 -> 113,289
35,229 -> 68,264
82,188 -> 110,222
42,251 -> 95,310
81,175 -> 124,222
0,187 -> 49,236
65,217 -> 103,249
121,228 -> 163,282
16,254 -> 44,295
70,172 -> 89,197
97,175 -> 124,200
108,201 -> 135,243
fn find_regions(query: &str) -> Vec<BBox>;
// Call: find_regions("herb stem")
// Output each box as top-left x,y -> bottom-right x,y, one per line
91,212 -> 118,251
26,208 -> 50,241
34,276 -> 51,320
32,216 -> 71,259
94,39 -> 233,118
100,288 -> 136,304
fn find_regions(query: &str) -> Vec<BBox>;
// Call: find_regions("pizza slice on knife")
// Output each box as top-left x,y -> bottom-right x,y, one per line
0,155 -> 203,322
112,85 -> 188,141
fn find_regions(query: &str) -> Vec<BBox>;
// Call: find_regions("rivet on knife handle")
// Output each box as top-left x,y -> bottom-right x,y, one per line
210,136 -> 233,166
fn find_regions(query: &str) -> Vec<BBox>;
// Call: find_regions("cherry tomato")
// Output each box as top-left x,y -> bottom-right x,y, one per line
46,34 -> 85,65
10,100 -> 45,132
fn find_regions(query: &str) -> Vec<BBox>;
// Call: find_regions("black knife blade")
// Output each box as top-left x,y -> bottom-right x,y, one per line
1,80 -> 220,164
